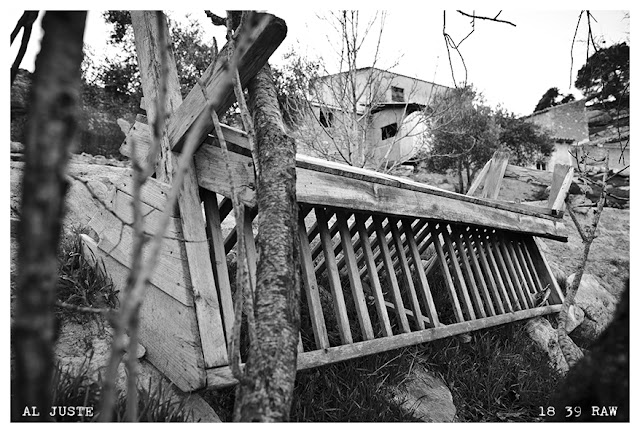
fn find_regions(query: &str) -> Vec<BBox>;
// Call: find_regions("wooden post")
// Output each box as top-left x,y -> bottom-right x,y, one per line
481,150 -> 510,199
547,164 -> 574,214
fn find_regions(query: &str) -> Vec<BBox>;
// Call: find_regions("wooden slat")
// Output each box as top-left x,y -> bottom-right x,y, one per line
206,304 -> 563,389
481,150 -> 509,199
466,159 -> 491,197
504,164 -> 554,186
441,226 -> 476,321
298,216 -> 330,349
223,207 -> 258,255
402,219 -> 440,327
502,234 -> 536,307
511,236 -> 540,302
519,237 -> 545,294
372,215 -> 410,333
336,211 -> 375,340
495,233 -> 532,309
114,170 -> 178,217
547,164 -> 573,212
474,229 -> 511,314
487,234 -> 523,311
429,225 -> 465,323
388,217 -> 425,330
219,196 -> 233,221
193,144 -> 568,241
460,229 -> 496,316
528,238 -> 565,304
451,228 -> 487,318
315,206 -> 352,344
243,208 -> 258,292
354,214 -> 393,337
202,190 -> 234,343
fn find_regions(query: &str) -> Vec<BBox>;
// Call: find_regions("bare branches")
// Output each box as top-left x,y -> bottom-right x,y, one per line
569,11 -> 600,87
456,10 -> 516,27
10,11 -> 39,85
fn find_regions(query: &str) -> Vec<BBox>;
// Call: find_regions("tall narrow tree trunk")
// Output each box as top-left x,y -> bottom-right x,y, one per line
457,158 -> 464,193
12,11 -> 86,421
234,64 -> 300,422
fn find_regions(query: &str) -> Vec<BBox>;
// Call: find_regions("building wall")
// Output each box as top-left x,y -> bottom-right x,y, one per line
523,99 -> 589,143
367,108 -> 428,165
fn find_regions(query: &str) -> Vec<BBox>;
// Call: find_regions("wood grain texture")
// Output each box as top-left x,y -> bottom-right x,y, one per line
474,229 -> 512,314
442,227 -> 477,321
429,225 -> 465,323
480,150 -> 509,199
460,230 -> 496,316
451,228 -> 487,318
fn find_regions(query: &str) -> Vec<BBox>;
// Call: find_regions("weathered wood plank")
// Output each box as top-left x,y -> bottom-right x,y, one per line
372,215 -> 410,333
504,164 -> 554,186
503,234 -> 536,307
511,236 -> 539,303
460,229 -> 496,316
474,229 -> 512,314
298,216 -> 330,349
389,217 -> 425,330
114,170 -> 178,217
316,206 -> 353,344
451,228 -> 487,318
495,233 -> 531,309
402,219 -> 440,327
336,211 -> 375,340
202,190 -> 235,344
429,225 -> 465,323
205,304 -> 563,389
528,238 -> 565,304
481,150 -> 509,199
354,214 -> 393,337
487,234 -> 523,311
466,159 -> 491,197
441,227 -> 477,321
519,237 -> 545,294
81,235 -> 206,392
243,208 -> 258,292
548,164 -> 574,213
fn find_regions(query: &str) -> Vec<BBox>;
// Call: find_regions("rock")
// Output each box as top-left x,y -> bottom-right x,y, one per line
393,365 -> 456,422
567,273 -> 617,344
548,262 -> 567,294
525,317 -> 581,374
565,305 -> 585,334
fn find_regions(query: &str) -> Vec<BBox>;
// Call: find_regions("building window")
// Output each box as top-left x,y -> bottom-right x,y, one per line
319,109 -> 334,128
391,86 -> 405,102
381,123 -> 398,140
536,161 -> 547,170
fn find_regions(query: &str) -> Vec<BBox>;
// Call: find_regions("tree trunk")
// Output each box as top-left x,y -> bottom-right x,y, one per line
234,64 -> 300,421
457,158 -> 464,193
12,11 -> 86,421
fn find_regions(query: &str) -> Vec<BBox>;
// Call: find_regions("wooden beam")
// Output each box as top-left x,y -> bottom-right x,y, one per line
205,304 -> 563,389
474,229 -> 512,314
459,228 -> 496,316
466,159 -> 491,197
548,164 -> 574,214
481,150 -> 509,199
441,227 -> 477,321
451,228 -> 487,318
430,225 -> 465,323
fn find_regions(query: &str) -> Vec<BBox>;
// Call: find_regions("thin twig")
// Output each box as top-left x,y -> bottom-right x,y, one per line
55,300 -> 114,315
456,10 -> 516,27
11,11 -> 38,85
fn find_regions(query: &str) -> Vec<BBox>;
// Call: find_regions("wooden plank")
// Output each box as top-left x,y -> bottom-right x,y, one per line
481,150 -> 509,199
336,211 -> 375,340
81,235 -> 206,392
202,190 -> 234,344
511,236 -> 540,303
548,164 -> 574,213
88,206 -> 193,307
193,144 -> 567,240
315,206 -> 352,344
167,14 -> 287,152
502,234 -> 536,307
474,229 -> 511,314
388,217 -> 425,330
219,196 -> 233,221
451,228 -> 487,318
112,187 -> 182,239
223,207 -> 258,255
429,225 -> 465,323
114,170 -> 178,217
466,159 -> 491,197
205,304 -> 563,389
243,208 -> 258,292
495,233 -> 532,309
460,229 -> 496,316
402,218 -> 440,327
372,215 -> 410,333
504,164 -> 554,186
298,215 -> 330,349
519,237 -> 545,294
441,226 -> 476,321
354,214 -> 393,337
487,234 -> 523,311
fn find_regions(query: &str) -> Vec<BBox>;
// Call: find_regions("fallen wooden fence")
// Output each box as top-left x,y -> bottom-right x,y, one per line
82,11 -> 571,391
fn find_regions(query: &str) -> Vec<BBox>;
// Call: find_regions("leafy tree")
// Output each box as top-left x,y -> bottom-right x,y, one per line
534,87 -> 575,112
494,109 -> 555,167
426,86 -> 500,193
575,42 -> 629,107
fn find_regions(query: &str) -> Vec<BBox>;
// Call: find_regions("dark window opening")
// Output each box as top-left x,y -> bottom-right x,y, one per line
381,123 -> 398,140
536,161 -> 547,170
391,86 -> 405,102
319,109 -> 334,127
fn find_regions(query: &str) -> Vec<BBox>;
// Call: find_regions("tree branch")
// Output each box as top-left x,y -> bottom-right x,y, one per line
456,10 -> 516,27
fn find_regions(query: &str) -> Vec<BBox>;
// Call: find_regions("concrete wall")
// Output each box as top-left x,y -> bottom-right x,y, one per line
523,99 -> 589,143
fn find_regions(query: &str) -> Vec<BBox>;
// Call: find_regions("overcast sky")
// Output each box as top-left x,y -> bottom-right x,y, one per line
8,7 -> 630,116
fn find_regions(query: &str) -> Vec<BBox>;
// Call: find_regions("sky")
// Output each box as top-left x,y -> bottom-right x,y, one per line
7,7 -> 630,116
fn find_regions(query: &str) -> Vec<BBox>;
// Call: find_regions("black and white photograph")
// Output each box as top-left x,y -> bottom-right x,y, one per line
7,5 -> 631,423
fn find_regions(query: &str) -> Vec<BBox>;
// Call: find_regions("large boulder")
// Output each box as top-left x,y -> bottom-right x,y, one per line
525,317 -> 582,374
567,273 -> 617,344
392,364 -> 456,422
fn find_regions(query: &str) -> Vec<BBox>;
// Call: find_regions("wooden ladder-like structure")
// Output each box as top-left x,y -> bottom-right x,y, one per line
84,11 -> 574,391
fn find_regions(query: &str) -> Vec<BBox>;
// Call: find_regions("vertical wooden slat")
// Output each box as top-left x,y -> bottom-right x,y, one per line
315,206 -> 353,344
512,237 -> 539,301
547,164 -> 574,213
481,150 -> 509,199
298,215 -> 330,349
389,217 -> 426,330
441,226 -> 477,321
336,211 -> 375,340
503,234 -> 536,307
243,208 -> 258,292
487,234 -> 523,310
429,225 -> 465,323
466,159 -> 492,197
451,228 -> 487,318
520,237 -> 545,294
402,219 -> 440,327
372,215 -> 411,333
460,228 -> 496,316
202,190 -> 235,344
219,196 -> 233,221
494,233 -> 531,309
527,237 -> 565,304
354,214 -> 393,337
475,229 -> 512,313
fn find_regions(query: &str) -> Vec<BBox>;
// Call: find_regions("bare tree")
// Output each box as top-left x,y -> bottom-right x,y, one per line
12,11 -> 87,421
